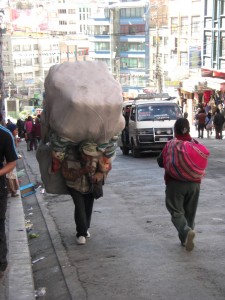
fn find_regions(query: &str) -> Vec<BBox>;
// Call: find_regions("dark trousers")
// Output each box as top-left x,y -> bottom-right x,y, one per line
215,126 -> 223,139
165,180 -> 200,244
0,176 -> 8,270
67,187 -> 94,238
198,123 -> 205,138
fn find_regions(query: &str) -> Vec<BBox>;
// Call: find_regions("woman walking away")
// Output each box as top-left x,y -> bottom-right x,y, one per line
157,118 -> 210,251
24,116 -> 34,151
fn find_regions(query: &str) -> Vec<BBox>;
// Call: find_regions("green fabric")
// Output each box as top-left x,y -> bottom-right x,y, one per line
165,180 -> 200,243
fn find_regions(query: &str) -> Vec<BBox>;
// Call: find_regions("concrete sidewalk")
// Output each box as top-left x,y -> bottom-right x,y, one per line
0,159 -> 35,299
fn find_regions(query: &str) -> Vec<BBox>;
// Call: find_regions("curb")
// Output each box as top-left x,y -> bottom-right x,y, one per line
7,194 -> 35,300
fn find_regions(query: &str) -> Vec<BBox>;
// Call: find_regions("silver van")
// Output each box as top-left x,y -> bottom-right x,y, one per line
118,94 -> 183,157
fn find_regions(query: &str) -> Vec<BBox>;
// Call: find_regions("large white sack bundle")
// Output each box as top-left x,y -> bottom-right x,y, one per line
42,61 -> 125,144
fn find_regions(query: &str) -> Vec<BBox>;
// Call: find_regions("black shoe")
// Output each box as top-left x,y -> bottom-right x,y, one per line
0,263 -> 7,272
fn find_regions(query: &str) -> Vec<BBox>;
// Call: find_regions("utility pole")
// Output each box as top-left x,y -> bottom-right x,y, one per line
155,22 -> 163,93
150,0 -> 168,93
110,6 -> 120,82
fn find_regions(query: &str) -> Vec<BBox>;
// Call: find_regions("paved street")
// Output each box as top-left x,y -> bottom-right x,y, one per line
16,132 -> 225,300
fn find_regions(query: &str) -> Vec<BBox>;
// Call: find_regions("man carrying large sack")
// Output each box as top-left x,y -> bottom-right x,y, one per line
37,61 -> 125,245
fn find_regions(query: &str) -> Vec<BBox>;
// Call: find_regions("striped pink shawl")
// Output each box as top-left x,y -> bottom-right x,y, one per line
163,139 -> 210,182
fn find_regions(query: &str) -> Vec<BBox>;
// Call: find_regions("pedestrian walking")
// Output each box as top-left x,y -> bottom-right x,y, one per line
5,123 -> 19,197
213,108 -> 225,139
157,118 -> 210,251
24,116 -> 34,151
16,118 -> 25,139
196,108 -> 206,138
205,112 -> 213,138
32,117 -> 42,150
61,141 -> 113,245
0,114 -> 18,276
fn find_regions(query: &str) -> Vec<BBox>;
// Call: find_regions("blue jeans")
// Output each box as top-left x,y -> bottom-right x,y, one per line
67,188 -> 94,238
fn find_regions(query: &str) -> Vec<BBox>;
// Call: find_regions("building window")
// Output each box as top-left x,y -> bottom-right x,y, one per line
23,44 -> 31,51
68,9 -> 76,14
59,20 -> 67,25
52,44 -> 59,50
171,17 -> 178,35
23,59 -> 32,66
23,72 -> 33,79
3,55 -> 9,66
164,37 -> 168,46
180,52 -> 188,66
181,17 -> 188,35
120,57 -> 145,68
222,0 -> 225,14
15,73 -> 22,81
58,9 -> 66,14
191,16 -> 200,35
120,7 -> 145,17
34,58 -> 39,64
120,24 -> 145,35
205,0 -> 213,17
3,41 -> 9,51
164,54 -> 168,64
33,44 -> 38,50
94,42 -> 110,51
13,45 -> 20,51
205,34 -> 212,55
120,42 -> 144,51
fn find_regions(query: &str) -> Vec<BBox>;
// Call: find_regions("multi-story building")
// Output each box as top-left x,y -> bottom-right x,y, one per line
201,0 -> 225,93
167,0 -> 203,80
3,34 -> 60,95
88,0 -> 150,97
2,34 -> 89,116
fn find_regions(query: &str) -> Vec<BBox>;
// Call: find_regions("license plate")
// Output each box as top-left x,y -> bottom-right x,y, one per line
159,137 -> 168,141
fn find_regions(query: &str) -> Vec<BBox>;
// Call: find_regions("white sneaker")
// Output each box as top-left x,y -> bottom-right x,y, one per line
76,236 -> 86,245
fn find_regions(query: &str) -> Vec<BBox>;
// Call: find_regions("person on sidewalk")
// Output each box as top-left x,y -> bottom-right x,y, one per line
32,117 -> 42,150
213,108 -> 225,139
5,123 -> 20,197
0,114 -> 18,276
24,116 -> 34,151
157,118 -> 210,251
61,141 -> 113,245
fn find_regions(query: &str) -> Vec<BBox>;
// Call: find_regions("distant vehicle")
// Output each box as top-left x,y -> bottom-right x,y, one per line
118,93 -> 183,157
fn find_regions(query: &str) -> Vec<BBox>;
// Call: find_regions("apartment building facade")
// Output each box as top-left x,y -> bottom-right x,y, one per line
88,0 -> 150,96
201,0 -> 225,92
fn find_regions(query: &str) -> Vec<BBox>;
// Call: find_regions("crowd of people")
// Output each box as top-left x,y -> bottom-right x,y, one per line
7,115 -> 42,151
194,102 -> 225,139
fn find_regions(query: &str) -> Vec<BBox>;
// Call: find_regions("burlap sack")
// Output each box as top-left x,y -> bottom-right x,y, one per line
42,61 -> 125,144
